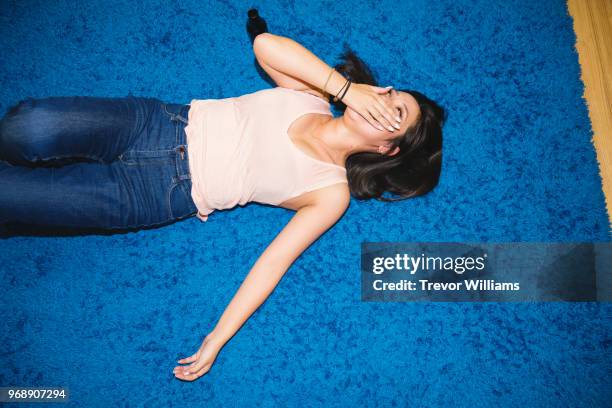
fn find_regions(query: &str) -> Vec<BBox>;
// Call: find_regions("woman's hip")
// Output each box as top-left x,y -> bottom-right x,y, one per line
114,153 -> 197,227
115,100 -> 196,224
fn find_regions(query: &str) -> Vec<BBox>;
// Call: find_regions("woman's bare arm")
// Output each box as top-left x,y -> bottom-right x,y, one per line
209,184 -> 350,344
253,33 -> 399,131
253,32 -> 348,97
174,184 -> 350,380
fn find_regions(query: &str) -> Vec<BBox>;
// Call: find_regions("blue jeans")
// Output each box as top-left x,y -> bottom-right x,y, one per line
0,95 -> 198,230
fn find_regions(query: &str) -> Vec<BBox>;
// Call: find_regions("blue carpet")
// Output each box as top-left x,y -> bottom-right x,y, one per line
1,0 -> 610,407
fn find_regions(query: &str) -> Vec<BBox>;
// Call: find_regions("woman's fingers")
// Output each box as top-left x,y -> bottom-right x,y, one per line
362,109 -> 384,131
190,364 -> 212,379
367,86 -> 400,131
173,363 -> 198,378
371,107 -> 395,131
370,99 -> 399,131
346,83 -> 399,132
173,351 -> 199,378
384,93 -> 403,122
373,98 -> 400,130
174,361 -> 211,381
379,91 -> 402,122
182,355 -> 208,375
373,85 -> 393,94
174,368 -> 198,381
177,366 -> 210,381
177,354 -> 197,364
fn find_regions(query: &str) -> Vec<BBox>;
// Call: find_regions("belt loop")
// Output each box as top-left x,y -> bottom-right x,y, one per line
173,112 -> 188,125
165,103 -> 189,125
172,174 -> 191,183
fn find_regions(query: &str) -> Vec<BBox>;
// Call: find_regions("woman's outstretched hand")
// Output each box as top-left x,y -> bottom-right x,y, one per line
341,83 -> 402,132
173,334 -> 224,381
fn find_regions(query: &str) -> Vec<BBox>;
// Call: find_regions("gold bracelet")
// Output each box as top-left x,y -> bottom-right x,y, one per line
322,67 -> 335,94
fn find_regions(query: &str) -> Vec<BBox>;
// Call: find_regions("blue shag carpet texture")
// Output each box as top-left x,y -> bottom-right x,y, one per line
1,0 -> 610,406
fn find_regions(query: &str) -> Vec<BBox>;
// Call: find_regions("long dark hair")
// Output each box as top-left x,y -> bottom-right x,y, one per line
330,45 -> 446,202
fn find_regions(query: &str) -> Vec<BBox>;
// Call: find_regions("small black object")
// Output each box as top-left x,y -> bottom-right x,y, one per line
247,8 -> 268,43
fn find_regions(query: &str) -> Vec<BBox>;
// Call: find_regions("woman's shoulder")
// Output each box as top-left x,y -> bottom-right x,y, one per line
311,181 -> 351,217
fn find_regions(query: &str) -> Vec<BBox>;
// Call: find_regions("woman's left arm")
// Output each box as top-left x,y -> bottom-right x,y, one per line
253,32 -> 347,97
174,185 -> 350,381
253,33 -> 400,132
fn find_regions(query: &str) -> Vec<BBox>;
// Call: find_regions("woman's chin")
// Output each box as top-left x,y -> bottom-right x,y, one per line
346,106 -> 381,135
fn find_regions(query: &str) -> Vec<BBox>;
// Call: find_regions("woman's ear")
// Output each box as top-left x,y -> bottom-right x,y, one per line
379,144 -> 400,156
387,146 -> 400,156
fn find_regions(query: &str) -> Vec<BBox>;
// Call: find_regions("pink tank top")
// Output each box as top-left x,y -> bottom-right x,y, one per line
184,86 -> 348,222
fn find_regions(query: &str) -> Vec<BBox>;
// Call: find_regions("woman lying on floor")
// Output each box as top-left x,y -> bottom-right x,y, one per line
0,32 -> 445,381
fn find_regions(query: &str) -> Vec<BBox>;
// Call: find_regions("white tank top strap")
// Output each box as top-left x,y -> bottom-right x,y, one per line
283,88 -> 333,131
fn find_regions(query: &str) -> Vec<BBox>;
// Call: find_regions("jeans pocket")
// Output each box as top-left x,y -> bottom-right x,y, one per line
167,178 -> 196,220
161,103 -> 173,120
